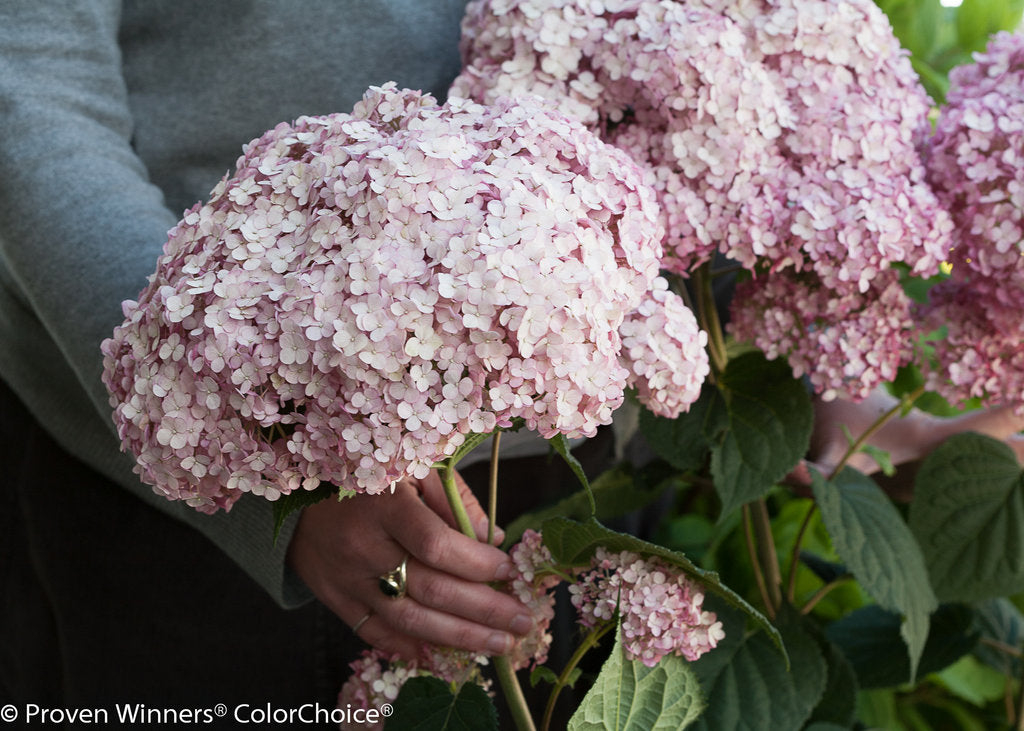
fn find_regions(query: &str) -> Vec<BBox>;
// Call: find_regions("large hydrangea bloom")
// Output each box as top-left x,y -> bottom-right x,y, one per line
923,32 -> 1024,411
453,0 -> 952,400
102,84 -> 706,513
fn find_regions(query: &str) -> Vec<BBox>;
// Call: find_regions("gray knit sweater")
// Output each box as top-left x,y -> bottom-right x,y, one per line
0,0 -> 472,606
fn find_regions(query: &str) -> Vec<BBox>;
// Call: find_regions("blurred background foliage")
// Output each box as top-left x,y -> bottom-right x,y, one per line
874,0 -> 1023,102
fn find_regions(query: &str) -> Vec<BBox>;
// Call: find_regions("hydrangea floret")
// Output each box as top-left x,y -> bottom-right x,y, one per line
923,32 -> 1024,412
452,0 -> 952,400
101,83 -> 707,513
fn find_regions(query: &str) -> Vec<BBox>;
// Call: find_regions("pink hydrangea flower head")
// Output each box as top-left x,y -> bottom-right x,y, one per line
101,83 -> 687,511
922,274 -> 1024,414
569,547 -> 724,666
729,268 -> 915,402
453,0 -> 951,290
920,32 -> 1024,412
926,31 -> 1024,300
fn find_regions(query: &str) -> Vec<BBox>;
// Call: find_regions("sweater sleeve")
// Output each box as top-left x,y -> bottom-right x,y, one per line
0,1 -> 312,607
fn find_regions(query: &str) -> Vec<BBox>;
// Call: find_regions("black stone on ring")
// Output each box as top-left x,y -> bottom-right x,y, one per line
378,555 -> 408,600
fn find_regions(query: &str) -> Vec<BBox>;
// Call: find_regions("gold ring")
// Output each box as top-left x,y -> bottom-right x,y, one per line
378,555 -> 409,600
351,611 -> 372,634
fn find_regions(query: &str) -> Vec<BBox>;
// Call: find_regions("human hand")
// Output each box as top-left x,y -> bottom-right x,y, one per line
287,468 -> 533,660
788,389 -> 1024,497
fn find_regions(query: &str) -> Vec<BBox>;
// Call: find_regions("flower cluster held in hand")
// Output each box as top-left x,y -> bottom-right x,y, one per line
453,0 -> 952,401
923,32 -> 1024,412
102,83 -> 709,512
337,529 -> 723,719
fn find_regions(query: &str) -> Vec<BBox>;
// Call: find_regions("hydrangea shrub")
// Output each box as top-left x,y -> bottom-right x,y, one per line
453,0 -> 953,400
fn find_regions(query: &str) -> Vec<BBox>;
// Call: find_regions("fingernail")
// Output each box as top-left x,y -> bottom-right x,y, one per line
487,632 -> 512,655
510,614 -> 533,635
494,561 -> 515,582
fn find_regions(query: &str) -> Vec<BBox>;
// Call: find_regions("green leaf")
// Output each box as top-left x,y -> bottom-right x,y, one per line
529,665 -> 559,688
854,689 -> 903,731
568,622 -> 705,730
691,603 -> 827,731
549,433 -> 595,513
811,468 -> 938,680
910,432 -> 1024,602
825,603 -> 978,689
387,676 -> 498,731
971,598 -> 1024,675
936,654 -> 1008,707
541,516 -> 785,659
711,352 -> 813,518
271,480 -> 337,543
637,383 -> 724,473
805,625 -> 859,728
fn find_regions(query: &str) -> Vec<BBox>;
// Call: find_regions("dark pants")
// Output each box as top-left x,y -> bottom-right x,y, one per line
0,380 -> 355,726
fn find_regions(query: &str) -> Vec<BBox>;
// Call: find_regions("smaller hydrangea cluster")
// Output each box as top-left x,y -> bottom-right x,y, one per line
619,278 -> 710,417
101,83 -> 708,512
453,0 -> 953,401
923,32 -> 1024,411
337,646 -> 489,731
729,269 -> 914,402
569,547 -> 724,667
504,529 -> 560,669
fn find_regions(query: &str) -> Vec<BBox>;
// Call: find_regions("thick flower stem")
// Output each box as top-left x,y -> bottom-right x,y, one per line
751,499 -> 782,610
439,461 -> 537,731
742,504 -> 775,619
488,431 -> 502,546
785,501 -> 818,602
541,622 -> 614,731
441,461 -> 477,538
828,385 -> 925,482
694,264 -> 729,376
496,655 -> 537,731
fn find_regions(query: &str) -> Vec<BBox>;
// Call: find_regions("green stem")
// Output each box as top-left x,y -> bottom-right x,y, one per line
799,576 -> 852,615
742,504 -> 775,619
496,655 -> 537,731
785,501 -> 818,603
751,499 -> 782,611
694,264 -> 728,376
440,461 -> 476,538
828,385 -> 925,481
488,431 -> 501,546
980,636 -> 1024,659
541,622 -> 615,731
440,458 -> 536,731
